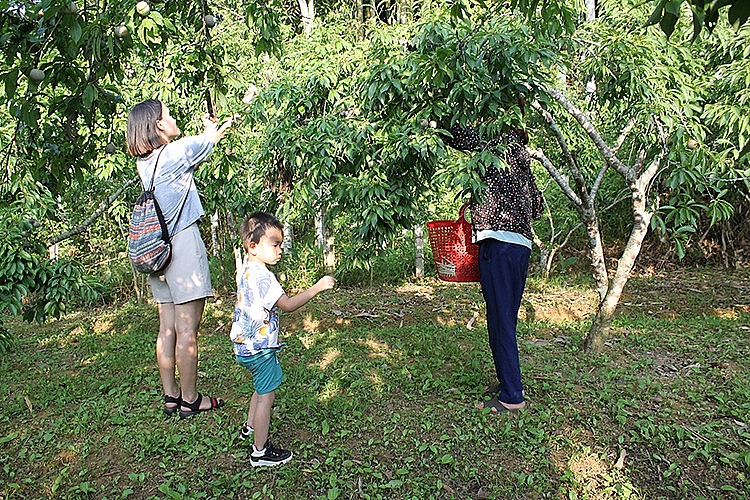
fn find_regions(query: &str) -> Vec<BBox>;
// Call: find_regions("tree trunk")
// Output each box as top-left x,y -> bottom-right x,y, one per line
581,207 -> 609,301
585,0 -> 597,22
584,210 -> 652,351
210,211 -> 220,257
283,223 -> 294,253
584,172 -> 657,351
324,233 -> 336,272
414,224 -> 424,278
227,211 -> 243,286
315,190 -> 325,249
315,190 -> 335,272
298,0 -> 315,36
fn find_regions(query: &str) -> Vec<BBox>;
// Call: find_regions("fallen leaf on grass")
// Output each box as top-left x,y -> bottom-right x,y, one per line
466,311 -> 479,330
614,448 -> 627,469
355,312 -> 379,318
528,337 -> 567,346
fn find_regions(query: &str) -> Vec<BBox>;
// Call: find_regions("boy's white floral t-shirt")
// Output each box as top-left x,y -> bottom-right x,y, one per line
230,260 -> 284,357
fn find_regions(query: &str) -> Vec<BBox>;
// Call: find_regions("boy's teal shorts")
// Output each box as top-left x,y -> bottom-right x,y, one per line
235,348 -> 283,395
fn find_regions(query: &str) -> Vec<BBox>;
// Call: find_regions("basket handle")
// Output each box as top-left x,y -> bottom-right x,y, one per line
458,202 -> 471,223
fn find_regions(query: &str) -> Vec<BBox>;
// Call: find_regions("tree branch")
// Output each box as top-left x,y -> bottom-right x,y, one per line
544,85 -> 633,182
47,178 -> 138,246
528,148 -> 583,207
531,100 -> 589,203
591,116 -> 638,200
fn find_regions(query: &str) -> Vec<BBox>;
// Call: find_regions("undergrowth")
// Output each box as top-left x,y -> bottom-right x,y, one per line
0,267 -> 748,498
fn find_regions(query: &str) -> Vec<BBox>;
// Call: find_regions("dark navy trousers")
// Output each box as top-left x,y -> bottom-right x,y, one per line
478,239 -> 530,405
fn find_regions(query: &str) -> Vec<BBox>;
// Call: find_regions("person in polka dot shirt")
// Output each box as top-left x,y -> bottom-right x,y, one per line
444,123 -> 543,414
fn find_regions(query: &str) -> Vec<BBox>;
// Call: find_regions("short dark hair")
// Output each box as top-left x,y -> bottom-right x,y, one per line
240,212 -> 284,249
126,99 -> 167,157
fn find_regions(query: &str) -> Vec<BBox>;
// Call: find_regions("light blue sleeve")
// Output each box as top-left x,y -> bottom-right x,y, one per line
168,133 -> 214,172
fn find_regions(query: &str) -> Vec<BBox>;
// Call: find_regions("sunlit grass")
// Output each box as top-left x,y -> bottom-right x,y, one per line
0,267 -> 748,498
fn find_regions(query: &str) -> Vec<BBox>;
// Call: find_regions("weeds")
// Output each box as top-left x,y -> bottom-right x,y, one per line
0,267 -> 749,498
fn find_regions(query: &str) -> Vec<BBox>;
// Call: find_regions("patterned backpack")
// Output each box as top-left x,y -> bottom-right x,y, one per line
128,148 -> 183,274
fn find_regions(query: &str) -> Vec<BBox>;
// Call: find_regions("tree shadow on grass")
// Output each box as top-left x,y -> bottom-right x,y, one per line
1,268 -> 749,497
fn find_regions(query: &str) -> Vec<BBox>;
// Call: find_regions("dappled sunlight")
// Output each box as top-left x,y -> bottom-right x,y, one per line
712,306 -> 749,319
435,314 -> 458,327
37,322 -> 88,349
55,448 -> 78,464
317,378 -> 342,403
301,314 -> 321,333
395,282 -> 435,296
548,428 -> 636,496
566,448 -> 609,489
367,369 -> 385,394
93,318 -> 113,335
362,339 -> 390,358
317,348 -> 341,370
80,352 -> 105,366
525,289 -> 597,324
298,331 -> 316,349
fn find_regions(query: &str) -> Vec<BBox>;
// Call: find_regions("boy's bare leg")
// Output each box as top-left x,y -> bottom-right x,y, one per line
156,303 -> 179,403
252,391 -> 275,451
247,391 -> 259,428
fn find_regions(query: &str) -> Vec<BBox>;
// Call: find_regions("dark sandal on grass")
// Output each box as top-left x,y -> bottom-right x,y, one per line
482,398 -> 522,414
163,393 -> 181,416
483,384 -> 501,398
179,392 -> 225,419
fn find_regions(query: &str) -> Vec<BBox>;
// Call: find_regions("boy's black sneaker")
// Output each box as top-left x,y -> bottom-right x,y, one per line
238,423 -> 253,441
250,442 -> 293,467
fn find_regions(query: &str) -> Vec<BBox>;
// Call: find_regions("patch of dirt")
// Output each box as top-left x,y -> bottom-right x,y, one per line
278,279 -> 600,335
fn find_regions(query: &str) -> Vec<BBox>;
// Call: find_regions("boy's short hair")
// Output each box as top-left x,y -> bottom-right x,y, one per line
240,212 -> 284,249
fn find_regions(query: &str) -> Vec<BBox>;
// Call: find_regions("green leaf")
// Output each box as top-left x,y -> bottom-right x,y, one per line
83,84 -> 97,110
647,0 -> 668,27
690,4 -> 705,41
664,0 -> 684,16
728,0 -> 750,29
660,12 -> 679,38
71,20 -> 82,44
4,69 -> 18,99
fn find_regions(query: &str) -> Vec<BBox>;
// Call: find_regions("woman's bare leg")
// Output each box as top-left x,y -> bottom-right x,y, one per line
174,298 -> 218,411
156,303 -> 179,406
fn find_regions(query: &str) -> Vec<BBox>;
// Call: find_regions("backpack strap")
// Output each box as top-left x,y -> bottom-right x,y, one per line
141,145 -> 189,239
145,146 -> 166,191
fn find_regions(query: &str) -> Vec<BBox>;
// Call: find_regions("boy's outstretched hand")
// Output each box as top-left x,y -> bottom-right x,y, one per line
275,275 -> 336,313
315,275 -> 336,292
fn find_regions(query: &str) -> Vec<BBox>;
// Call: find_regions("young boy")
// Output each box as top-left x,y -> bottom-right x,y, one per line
231,211 -> 336,467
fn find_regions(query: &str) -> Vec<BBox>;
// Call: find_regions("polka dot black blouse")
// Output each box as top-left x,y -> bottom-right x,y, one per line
444,126 -> 544,241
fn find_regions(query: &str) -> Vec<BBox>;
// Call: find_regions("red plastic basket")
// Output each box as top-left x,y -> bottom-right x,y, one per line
426,203 -> 479,282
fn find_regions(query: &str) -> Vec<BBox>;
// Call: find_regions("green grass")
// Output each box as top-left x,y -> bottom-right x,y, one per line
1,267 -> 749,498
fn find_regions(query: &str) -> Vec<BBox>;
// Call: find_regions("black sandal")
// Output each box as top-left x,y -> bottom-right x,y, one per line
483,384 -> 501,398
179,392 -> 225,419
163,393 -> 181,416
